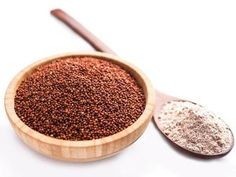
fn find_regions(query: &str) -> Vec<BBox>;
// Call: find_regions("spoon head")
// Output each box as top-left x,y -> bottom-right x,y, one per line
153,92 -> 234,158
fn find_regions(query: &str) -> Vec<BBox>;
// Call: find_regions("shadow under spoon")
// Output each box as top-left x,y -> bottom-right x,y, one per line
50,8 -> 234,158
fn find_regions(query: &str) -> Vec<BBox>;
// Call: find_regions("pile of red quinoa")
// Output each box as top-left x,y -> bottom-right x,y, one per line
14,56 -> 145,141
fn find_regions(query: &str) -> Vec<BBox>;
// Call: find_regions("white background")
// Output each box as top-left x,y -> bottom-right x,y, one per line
0,1 -> 236,177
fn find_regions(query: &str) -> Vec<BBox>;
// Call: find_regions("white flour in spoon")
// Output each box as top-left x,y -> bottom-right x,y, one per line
158,100 -> 234,155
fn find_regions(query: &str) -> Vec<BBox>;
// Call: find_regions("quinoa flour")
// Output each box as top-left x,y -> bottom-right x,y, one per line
158,100 -> 233,155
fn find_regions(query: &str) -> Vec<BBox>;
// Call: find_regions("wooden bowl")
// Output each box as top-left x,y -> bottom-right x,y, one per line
4,52 -> 156,162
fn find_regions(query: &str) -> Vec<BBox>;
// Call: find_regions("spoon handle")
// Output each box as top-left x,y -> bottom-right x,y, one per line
50,8 -> 175,105
51,9 -> 116,55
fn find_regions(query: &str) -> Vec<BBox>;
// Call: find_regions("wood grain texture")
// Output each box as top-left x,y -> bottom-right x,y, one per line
5,52 -> 156,162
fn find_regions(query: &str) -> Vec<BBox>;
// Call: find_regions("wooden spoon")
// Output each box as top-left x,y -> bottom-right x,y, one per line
51,9 -> 234,158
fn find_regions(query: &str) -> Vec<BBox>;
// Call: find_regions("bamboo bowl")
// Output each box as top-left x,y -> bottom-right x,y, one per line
4,52 -> 155,162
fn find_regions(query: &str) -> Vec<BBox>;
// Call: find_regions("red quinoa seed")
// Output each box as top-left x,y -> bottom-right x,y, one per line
14,56 -> 145,141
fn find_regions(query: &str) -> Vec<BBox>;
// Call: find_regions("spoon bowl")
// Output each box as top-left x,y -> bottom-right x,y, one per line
153,91 -> 234,157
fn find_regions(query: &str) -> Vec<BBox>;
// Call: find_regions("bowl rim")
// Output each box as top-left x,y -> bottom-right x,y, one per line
4,51 -> 155,148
